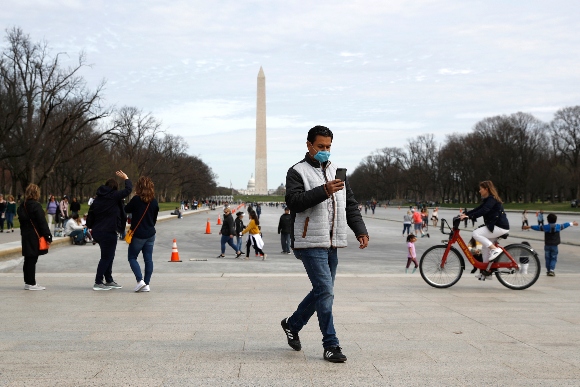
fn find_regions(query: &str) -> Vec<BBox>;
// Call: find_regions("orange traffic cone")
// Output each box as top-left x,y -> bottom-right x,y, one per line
169,239 -> 182,262
205,218 -> 211,234
217,216 -> 222,225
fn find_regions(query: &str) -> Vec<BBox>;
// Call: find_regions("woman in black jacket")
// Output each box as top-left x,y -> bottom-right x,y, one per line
218,207 -> 242,258
17,184 -> 52,290
460,180 -> 509,266
90,170 -> 132,291
124,176 -> 159,292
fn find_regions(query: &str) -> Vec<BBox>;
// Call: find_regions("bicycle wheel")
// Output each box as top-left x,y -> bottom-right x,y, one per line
420,245 -> 464,288
494,244 -> 541,290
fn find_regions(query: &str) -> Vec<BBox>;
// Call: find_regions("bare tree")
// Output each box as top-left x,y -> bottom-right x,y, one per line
0,27 -> 111,188
551,106 -> 580,198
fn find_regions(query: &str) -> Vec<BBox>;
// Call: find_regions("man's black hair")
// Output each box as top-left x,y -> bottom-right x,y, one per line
547,213 -> 557,223
307,125 -> 333,144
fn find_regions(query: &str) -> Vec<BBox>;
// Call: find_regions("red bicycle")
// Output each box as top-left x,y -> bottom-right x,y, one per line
419,217 -> 540,290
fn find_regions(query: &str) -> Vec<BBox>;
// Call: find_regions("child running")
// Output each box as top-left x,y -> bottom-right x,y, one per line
406,234 -> 418,273
242,210 -> 267,260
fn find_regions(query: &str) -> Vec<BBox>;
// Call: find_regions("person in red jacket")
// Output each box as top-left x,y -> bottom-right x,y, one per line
412,209 -> 429,238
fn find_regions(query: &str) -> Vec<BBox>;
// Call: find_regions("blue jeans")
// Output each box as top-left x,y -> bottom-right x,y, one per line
69,230 -> 84,243
280,233 -> 291,253
5,212 -> 14,229
128,235 -> 155,284
236,236 -> 243,252
402,224 -> 411,235
544,245 -> 558,272
221,235 -> 238,254
288,248 -> 339,348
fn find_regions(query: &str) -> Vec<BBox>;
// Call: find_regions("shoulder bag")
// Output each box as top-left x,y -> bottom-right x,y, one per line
24,202 -> 50,253
124,202 -> 150,244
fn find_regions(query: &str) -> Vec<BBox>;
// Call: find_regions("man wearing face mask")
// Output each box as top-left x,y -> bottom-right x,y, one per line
281,125 -> 369,363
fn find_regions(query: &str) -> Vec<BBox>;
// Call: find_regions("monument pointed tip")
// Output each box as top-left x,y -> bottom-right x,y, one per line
258,66 -> 265,77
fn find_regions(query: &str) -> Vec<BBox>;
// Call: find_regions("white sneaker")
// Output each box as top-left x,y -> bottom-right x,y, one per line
27,284 -> 46,291
24,284 -> 30,290
134,280 -> 146,292
141,285 -> 150,292
262,254 -> 267,261
488,248 -> 503,262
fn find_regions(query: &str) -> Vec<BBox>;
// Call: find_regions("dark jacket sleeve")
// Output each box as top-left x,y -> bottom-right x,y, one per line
227,216 -> 235,235
112,179 -> 133,201
285,167 -> 329,213
344,177 -> 368,237
278,217 -> 282,234
465,197 -> 495,220
29,201 -> 52,242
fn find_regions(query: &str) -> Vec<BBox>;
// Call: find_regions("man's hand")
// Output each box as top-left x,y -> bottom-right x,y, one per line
357,235 -> 369,249
459,214 -> 468,220
325,179 -> 344,195
573,221 -> 579,226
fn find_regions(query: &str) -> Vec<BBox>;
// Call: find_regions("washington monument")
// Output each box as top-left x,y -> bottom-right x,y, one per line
255,66 -> 267,195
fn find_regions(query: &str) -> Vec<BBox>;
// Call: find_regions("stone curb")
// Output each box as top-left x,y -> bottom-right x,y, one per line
0,208 -> 211,260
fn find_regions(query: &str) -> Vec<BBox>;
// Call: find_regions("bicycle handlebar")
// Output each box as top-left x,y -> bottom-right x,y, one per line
440,216 -> 463,235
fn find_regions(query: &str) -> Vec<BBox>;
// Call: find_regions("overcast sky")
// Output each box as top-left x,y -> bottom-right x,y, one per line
2,1 -> 580,190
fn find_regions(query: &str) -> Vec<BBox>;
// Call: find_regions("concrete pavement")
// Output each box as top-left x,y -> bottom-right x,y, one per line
1,205 -> 580,386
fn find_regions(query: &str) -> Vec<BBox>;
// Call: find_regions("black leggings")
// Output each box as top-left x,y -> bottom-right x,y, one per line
23,256 -> 39,285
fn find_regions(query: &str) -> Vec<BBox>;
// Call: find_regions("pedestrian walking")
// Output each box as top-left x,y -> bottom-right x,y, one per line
402,211 -> 412,236
0,195 -> 6,232
242,211 -> 266,260
278,207 -> 292,253
90,170 -> 132,291
431,207 -> 439,227
537,210 -> 544,226
234,211 -> 245,254
70,197 -> 81,217
58,196 -> 69,228
46,195 -> 58,232
522,210 -> 529,230
523,213 -> 578,276
405,234 -> 418,273
256,203 -> 262,219
412,208 -> 429,238
218,207 -> 243,258
5,195 -> 16,232
280,125 -> 369,363
17,184 -> 52,290
125,176 -> 159,292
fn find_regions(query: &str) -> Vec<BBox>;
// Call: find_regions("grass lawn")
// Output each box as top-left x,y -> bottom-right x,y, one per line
234,195 -> 285,203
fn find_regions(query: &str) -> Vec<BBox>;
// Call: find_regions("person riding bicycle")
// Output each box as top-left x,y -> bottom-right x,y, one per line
459,180 -> 509,267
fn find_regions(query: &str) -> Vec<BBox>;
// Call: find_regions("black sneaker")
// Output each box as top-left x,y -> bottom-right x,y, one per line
323,346 -> 347,363
281,318 -> 301,351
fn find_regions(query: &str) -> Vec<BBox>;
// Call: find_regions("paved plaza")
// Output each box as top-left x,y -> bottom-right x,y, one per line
1,206 -> 580,386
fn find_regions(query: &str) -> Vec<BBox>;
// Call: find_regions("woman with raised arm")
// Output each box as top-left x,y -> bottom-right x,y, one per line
459,181 -> 509,274
90,170 -> 132,291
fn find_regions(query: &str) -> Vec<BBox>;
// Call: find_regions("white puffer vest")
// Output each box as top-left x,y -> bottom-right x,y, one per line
292,161 -> 348,249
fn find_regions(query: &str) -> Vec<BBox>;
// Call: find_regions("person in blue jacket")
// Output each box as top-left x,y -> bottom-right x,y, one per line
90,170 -> 132,291
524,213 -> 578,276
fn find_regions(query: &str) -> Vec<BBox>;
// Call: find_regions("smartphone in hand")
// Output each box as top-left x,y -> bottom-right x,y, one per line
335,168 -> 347,181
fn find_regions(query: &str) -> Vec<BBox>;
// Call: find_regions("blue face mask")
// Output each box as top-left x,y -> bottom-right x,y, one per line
310,143 -> 331,163
314,151 -> 331,163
